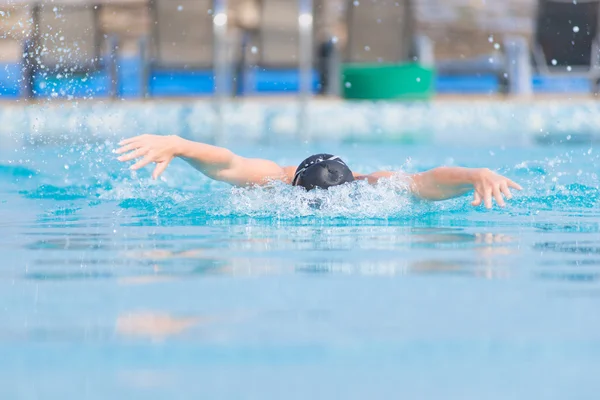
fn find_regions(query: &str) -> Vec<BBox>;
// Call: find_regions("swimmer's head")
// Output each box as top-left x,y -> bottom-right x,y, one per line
292,154 -> 354,191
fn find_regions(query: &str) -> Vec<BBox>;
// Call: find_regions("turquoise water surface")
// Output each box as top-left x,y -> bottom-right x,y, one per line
1,138 -> 600,399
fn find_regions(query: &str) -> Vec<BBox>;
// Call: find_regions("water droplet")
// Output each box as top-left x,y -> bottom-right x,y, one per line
567,135 -> 572,140
251,46 -> 258,54
0,11 -> 5,16
364,46 -> 370,51
588,148 -> 593,155
551,59 -> 558,66
353,0 -> 359,5
494,43 -> 500,50
488,57 -> 494,63
345,82 -> 352,88
567,66 -> 572,72
416,77 -> 421,82
573,26 -> 580,33
488,35 -> 494,43
64,164 -> 69,170
177,5 -> 183,11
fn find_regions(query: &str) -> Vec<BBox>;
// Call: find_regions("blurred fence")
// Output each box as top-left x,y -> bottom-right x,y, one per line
0,0 -> 537,60
0,0 -> 598,99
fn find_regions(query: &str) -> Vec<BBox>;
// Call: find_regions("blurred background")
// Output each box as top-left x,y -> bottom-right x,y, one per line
0,0 -> 598,101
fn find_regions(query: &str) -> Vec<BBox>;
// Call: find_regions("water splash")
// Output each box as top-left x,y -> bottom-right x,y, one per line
3,143 -> 600,224
220,179 -> 418,219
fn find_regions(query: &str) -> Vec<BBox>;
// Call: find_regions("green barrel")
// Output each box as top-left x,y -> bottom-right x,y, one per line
341,63 -> 435,100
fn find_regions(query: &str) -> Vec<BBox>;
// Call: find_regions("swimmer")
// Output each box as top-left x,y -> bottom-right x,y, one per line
116,134 -> 522,209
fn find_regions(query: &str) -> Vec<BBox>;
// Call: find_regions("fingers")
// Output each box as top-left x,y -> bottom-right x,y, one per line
116,135 -> 170,177
152,161 -> 170,180
130,156 -> 154,171
507,179 -> 523,191
492,186 -> 505,208
472,177 -> 522,209
117,147 -> 149,162
118,135 -> 145,146
483,188 -> 493,209
500,183 -> 513,200
115,143 -> 141,155
471,191 -> 482,207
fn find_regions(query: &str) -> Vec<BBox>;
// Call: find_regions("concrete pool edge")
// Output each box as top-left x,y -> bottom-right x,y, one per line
1,98 -> 599,146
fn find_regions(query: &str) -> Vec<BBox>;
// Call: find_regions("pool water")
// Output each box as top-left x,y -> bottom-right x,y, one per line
1,139 -> 600,399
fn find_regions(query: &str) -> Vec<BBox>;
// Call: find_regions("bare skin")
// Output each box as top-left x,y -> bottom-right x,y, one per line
116,134 -> 523,209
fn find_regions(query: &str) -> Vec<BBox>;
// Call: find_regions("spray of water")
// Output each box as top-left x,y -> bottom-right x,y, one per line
1,141 -> 599,226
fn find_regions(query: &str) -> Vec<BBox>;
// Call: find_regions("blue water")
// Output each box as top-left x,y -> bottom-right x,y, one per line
1,138 -> 600,399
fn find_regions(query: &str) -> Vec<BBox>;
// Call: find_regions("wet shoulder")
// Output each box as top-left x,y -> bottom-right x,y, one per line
282,166 -> 297,184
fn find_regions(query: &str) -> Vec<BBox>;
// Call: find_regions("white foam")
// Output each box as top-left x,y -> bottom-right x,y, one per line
217,176 -> 427,219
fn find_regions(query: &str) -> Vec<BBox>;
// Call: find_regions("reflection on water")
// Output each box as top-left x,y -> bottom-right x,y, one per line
16,223 -> 600,286
536,271 -> 600,282
534,241 -> 600,254
116,313 -> 203,339
16,227 -> 519,282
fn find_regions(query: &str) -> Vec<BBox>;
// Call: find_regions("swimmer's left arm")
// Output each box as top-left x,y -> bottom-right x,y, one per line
359,167 -> 522,208
408,167 -> 522,208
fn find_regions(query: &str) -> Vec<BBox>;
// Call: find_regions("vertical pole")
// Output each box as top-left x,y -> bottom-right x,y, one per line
414,35 -> 434,67
23,5 -> 40,101
22,39 -> 35,100
213,0 -> 229,144
298,0 -> 313,142
325,37 -> 341,96
504,36 -> 532,97
139,36 -> 149,99
108,35 -> 119,99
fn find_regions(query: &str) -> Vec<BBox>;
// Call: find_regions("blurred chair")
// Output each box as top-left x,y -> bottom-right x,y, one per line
241,0 -> 324,94
24,3 -> 115,98
258,0 -> 300,68
32,4 -> 101,72
345,0 -> 415,63
534,0 -> 600,90
144,0 -> 223,96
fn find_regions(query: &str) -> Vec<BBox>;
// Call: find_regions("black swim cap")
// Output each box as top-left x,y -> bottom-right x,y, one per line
292,154 -> 354,190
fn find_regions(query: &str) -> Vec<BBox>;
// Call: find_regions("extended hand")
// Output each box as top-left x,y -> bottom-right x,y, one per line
116,134 -> 181,179
471,168 -> 522,209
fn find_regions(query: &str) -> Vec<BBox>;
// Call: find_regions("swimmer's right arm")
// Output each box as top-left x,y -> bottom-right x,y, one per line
116,134 -> 290,186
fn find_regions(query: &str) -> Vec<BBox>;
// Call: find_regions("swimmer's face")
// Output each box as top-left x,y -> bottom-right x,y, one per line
292,154 -> 354,191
